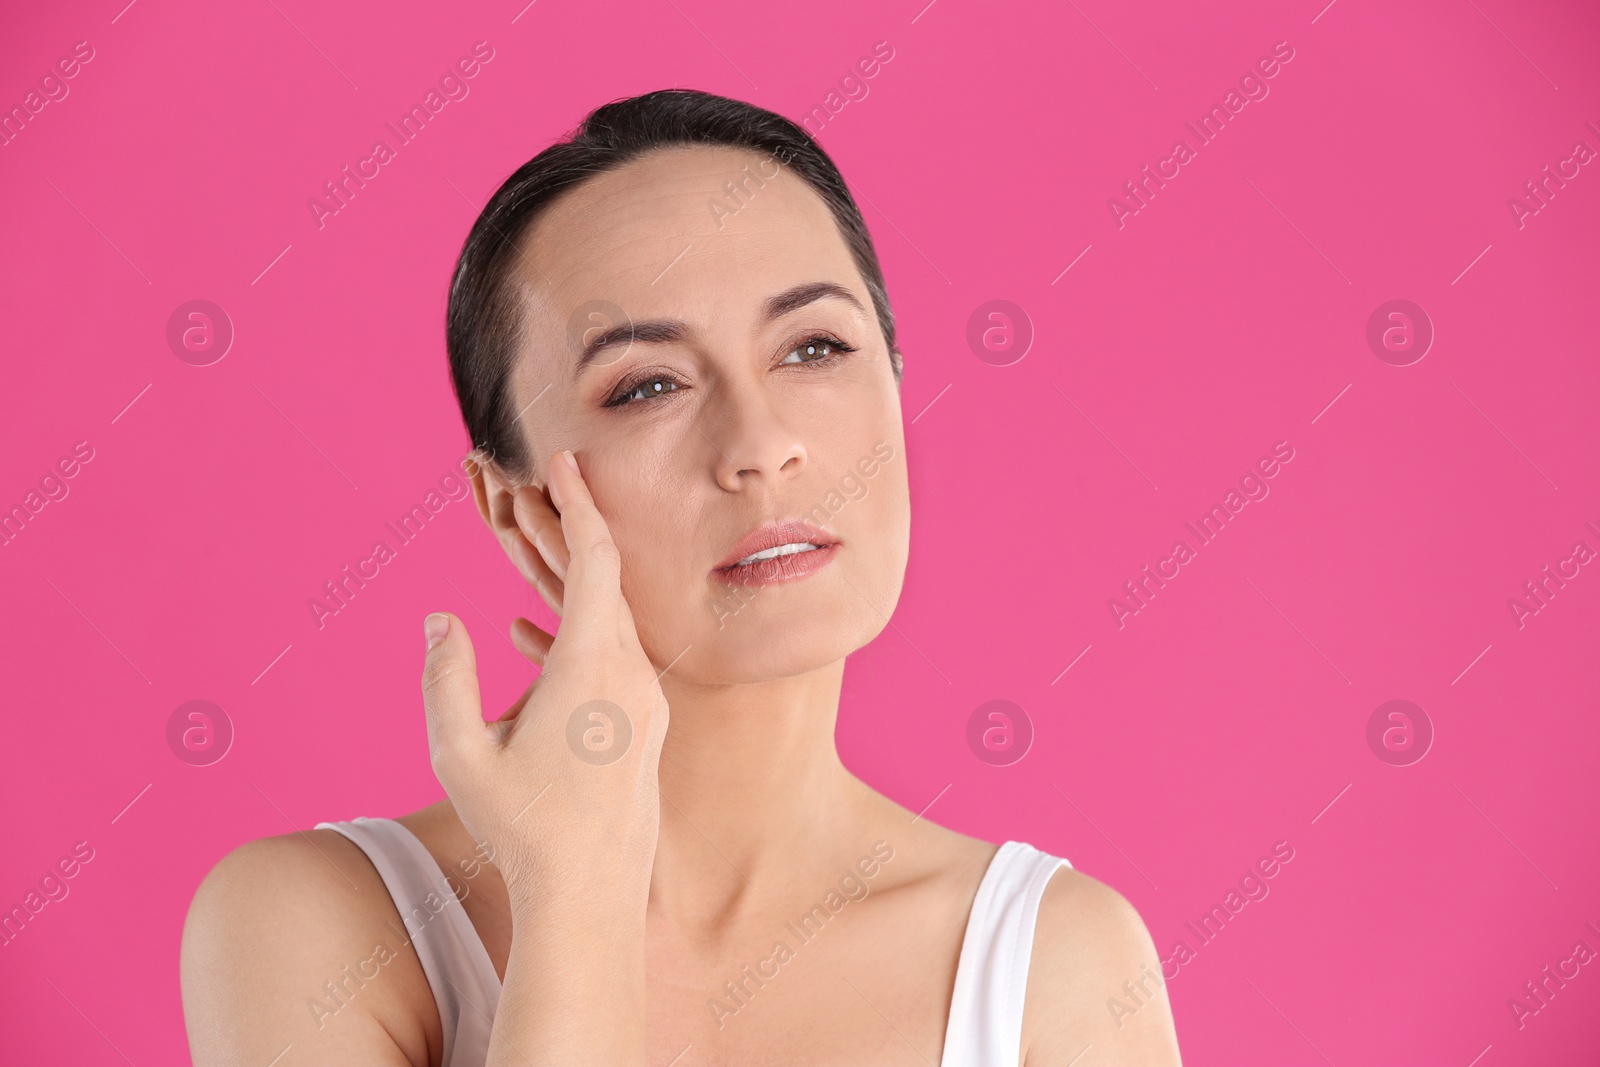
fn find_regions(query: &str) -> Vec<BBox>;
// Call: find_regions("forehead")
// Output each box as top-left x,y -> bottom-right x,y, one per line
510,145 -> 863,355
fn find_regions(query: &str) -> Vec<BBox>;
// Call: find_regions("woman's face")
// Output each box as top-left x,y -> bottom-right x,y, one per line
498,145 -> 910,684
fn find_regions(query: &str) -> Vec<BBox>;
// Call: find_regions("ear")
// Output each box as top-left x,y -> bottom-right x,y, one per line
465,450 -> 563,607
466,449 -> 517,532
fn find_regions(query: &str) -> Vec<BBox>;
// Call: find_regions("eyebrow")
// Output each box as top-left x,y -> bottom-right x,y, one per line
573,281 -> 867,379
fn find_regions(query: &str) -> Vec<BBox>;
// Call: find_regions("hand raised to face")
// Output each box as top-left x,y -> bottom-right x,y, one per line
420,448 -> 670,904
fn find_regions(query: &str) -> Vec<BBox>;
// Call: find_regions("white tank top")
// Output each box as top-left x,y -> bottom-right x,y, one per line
316,816 -> 1071,1067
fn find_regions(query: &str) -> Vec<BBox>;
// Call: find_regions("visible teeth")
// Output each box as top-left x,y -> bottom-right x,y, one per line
735,542 -> 821,567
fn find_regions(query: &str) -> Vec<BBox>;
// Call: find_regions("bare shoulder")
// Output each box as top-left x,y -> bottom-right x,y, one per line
1022,865 -> 1183,1067
848,776 -> 1001,890
180,829 -> 438,1067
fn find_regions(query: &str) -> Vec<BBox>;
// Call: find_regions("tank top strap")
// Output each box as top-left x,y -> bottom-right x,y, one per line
316,816 -> 501,1067
939,841 -> 1073,1067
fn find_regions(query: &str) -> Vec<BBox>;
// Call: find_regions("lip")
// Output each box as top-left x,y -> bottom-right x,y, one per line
711,519 -> 841,586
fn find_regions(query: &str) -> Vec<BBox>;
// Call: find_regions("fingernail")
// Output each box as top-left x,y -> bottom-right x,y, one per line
564,449 -> 580,475
424,613 -> 450,650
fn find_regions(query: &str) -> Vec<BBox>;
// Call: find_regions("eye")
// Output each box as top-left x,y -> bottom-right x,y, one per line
603,334 -> 857,409
780,334 -> 856,366
605,373 -> 682,408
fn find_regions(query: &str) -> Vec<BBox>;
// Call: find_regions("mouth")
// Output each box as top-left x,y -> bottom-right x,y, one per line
711,519 -> 841,586
730,541 -> 827,567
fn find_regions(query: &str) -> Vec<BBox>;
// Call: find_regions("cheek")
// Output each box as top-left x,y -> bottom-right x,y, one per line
864,462 -> 911,595
605,487 -> 701,655
618,565 -> 683,667
618,560 -> 700,678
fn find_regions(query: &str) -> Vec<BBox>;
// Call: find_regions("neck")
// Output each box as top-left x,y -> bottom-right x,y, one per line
649,658 -> 867,926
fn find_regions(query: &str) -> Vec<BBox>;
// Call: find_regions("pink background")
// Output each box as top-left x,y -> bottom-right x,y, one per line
2,0 -> 1598,1063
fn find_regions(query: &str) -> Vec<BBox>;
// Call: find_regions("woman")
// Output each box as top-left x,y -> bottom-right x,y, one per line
181,89 -> 1182,1067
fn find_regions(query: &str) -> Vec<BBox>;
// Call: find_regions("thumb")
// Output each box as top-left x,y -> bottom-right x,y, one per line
420,612 -> 486,776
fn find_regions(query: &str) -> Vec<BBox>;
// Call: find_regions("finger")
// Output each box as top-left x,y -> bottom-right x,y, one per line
503,486 -> 566,614
510,616 -> 554,668
487,676 -> 540,745
420,612 -> 486,772
544,449 -> 626,634
509,534 -> 565,617
514,486 -> 570,585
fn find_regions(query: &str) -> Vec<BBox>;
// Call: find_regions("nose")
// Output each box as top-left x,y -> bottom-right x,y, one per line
707,377 -> 809,492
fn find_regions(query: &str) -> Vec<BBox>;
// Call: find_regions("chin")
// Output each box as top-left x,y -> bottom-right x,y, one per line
651,583 -> 891,684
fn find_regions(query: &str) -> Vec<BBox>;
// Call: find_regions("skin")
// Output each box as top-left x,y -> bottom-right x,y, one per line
180,144 -> 1182,1066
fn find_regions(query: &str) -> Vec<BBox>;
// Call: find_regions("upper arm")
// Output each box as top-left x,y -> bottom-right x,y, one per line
180,831 -> 436,1067
1022,867 -> 1183,1067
